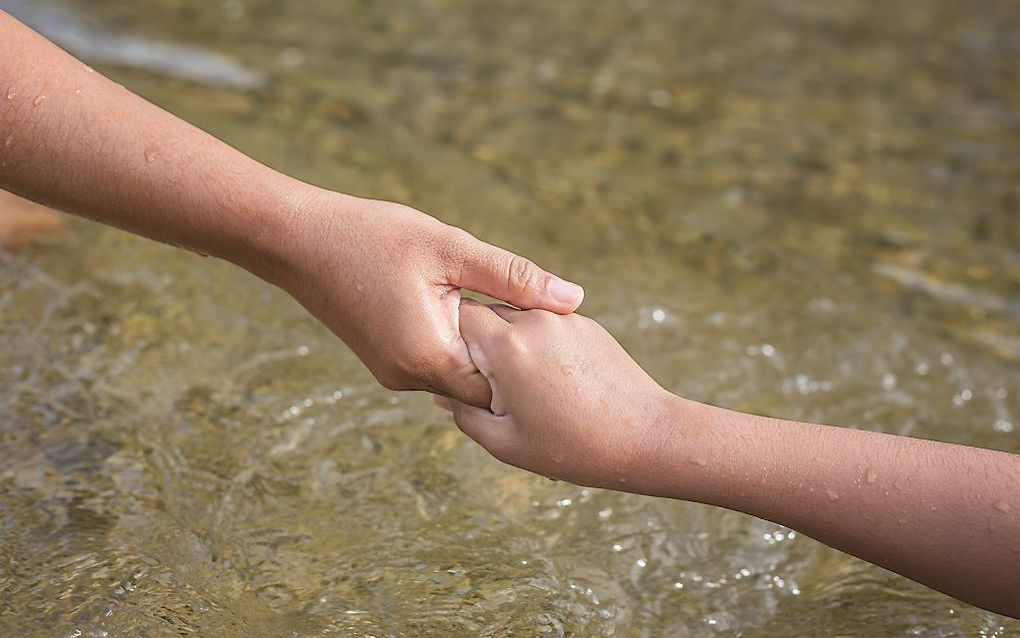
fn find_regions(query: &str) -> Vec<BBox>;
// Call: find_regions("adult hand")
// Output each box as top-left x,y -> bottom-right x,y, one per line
435,299 -> 669,486
267,191 -> 584,408
0,12 -> 582,408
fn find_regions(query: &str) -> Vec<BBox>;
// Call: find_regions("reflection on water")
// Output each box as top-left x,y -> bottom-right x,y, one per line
1,0 -> 1018,635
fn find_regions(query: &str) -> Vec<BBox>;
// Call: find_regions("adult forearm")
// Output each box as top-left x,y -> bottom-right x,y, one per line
0,11 -> 313,275
642,396 -> 1020,617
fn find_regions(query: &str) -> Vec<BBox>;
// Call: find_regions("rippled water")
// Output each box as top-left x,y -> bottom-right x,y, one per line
2,1 -> 1018,635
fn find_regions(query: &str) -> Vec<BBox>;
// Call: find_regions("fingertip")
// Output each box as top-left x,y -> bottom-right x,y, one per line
544,277 -> 584,313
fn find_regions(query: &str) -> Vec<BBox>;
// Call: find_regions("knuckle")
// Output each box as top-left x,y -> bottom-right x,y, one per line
501,329 -> 529,356
532,308 -> 557,325
505,255 -> 541,297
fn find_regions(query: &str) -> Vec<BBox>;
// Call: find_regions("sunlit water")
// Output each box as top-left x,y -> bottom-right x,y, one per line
1,1 -> 1018,636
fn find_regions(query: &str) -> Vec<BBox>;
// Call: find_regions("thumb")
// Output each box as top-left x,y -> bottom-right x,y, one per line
457,299 -> 511,415
435,396 -> 516,461
452,238 -> 583,313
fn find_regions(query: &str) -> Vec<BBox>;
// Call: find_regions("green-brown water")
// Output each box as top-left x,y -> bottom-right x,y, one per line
2,1 -> 1019,635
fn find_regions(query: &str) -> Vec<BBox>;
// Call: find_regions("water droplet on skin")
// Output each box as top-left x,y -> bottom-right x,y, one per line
865,468 -> 877,484
559,364 -> 573,376
144,147 -> 162,163
4,135 -> 12,147
83,64 -> 94,73
994,500 -> 1011,514
898,518 -> 907,526
690,457 -> 707,467
32,94 -> 46,106
826,489 -> 840,502
5,87 -> 15,100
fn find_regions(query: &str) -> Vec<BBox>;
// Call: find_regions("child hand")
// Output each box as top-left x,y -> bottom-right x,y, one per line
436,299 -> 671,488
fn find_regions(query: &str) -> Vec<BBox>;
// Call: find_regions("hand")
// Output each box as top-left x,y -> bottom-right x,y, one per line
435,299 -> 670,488
265,191 -> 584,408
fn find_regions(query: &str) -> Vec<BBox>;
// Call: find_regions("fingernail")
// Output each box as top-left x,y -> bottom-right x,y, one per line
547,277 -> 584,305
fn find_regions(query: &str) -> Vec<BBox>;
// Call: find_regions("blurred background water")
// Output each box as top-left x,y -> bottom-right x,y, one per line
1,0 -> 1018,636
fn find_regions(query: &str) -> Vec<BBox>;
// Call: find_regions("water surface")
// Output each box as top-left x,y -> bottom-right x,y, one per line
1,1 -> 1018,636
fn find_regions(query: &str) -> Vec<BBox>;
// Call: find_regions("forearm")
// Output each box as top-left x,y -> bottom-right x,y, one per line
0,11 -> 318,276
640,395 -> 1020,617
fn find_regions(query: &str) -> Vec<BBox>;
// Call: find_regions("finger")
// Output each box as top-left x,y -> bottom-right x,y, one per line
451,237 -> 584,313
433,395 -> 453,412
487,302 -> 525,323
447,399 -> 515,460
430,366 -> 493,410
454,300 -> 513,413
457,298 -> 511,358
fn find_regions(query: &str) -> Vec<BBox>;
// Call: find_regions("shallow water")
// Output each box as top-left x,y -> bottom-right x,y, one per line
2,0 -> 1019,635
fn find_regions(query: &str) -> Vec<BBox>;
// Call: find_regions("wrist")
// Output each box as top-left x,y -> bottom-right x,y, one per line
627,392 -> 729,502
618,389 -> 690,493
223,177 -> 352,286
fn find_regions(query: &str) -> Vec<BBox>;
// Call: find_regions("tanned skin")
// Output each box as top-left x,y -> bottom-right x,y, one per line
0,11 -> 584,405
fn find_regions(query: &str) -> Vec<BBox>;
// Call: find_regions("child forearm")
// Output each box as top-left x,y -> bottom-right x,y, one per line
444,302 -> 1020,618
640,396 -> 1020,617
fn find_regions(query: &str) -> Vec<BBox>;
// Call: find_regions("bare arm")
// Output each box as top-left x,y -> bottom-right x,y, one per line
0,9 -> 296,271
641,398 -> 1020,617
441,301 -> 1020,618
0,11 -> 584,406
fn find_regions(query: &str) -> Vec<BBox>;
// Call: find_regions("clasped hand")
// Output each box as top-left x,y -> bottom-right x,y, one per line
434,299 -> 669,489
270,193 -> 584,409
